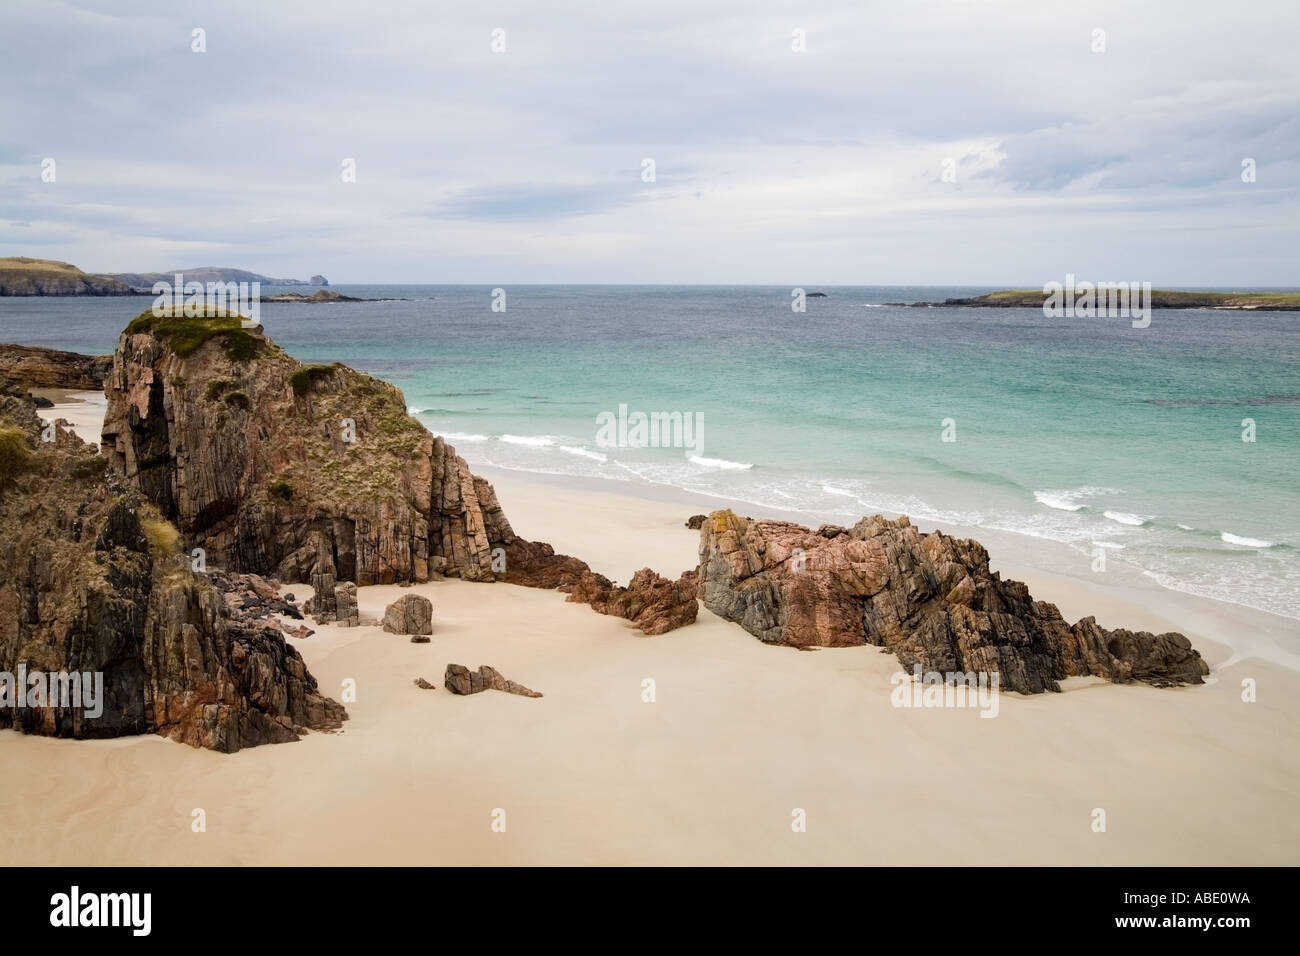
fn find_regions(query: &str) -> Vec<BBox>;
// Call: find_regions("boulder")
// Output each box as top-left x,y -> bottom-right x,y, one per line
382,594 -> 432,636
444,664 -> 542,698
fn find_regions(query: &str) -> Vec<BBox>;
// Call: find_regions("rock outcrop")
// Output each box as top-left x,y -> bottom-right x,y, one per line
444,664 -> 542,698
0,398 -> 346,751
101,309 -> 515,589
382,594 -> 433,636
0,344 -> 113,390
564,567 -> 699,635
697,510 -> 1208,693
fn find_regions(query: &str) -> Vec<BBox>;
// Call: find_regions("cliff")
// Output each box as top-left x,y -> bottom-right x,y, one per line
100,309 -> 518,597
0,257 -> 135,296
697,510 -> 1208,693
0,382 -> 345,751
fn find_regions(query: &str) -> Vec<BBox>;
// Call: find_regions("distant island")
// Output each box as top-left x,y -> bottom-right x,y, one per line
891,289 -> 1300,310
258,289 -> 407,303
108,266 -> 329,292
0,257 -> 329,296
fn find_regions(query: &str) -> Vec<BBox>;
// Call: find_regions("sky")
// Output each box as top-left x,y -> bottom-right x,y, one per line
1,0 -> 1297,285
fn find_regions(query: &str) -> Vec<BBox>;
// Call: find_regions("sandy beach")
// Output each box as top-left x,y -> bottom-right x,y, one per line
0,400 -> 1295,865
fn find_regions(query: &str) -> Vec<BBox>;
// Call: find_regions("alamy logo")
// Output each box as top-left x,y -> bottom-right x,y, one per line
49,886 -> 151,936
151,273 -> 260,327
0,667 -> 103,718
890,664 -> 1000,718
595,404 -> 704,456
1043,274 -> 1151,328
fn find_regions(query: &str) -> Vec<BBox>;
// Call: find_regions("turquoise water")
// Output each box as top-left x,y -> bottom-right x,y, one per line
3,285 -> 1297,618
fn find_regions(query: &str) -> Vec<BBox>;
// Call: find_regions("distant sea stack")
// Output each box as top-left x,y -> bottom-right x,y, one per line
696,510 -> 1208,693
0,257 -> 134,296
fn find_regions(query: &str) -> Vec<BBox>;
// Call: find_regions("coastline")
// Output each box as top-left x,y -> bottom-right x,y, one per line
7,398 -> 1298,865
37,393 -> 1300,672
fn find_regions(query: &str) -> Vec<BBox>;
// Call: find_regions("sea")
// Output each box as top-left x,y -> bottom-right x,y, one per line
2,284 -> 1297,620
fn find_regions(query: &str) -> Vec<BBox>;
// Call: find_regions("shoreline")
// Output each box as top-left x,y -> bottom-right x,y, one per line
3,461 -> 1297,865
35,394 -> 1299,673
474,466 -> 1300,674
10,392 -> 1300,865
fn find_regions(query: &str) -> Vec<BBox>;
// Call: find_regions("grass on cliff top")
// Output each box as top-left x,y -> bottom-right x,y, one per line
0,257 -> 83,273
0,425 -> 33,484
125,308 -> 262,361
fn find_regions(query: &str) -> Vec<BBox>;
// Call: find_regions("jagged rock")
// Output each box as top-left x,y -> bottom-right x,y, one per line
696,510 -> 1208,694
444,664 -> 542,698
414,677 -> 435,690
0,404 -> 346,751
686,514 -> 707,529
564,567 -> 698,635
495,535 -> 593,589
100,312 -> 515,589
335,582 -> 359,627
382,594 -> 432,635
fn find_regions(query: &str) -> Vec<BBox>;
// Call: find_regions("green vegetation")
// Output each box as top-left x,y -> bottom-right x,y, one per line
223,390 -> 251,411
124,308 -> 262,361
290,364 -> 335,397
269,479 -> 294,500
139,504 -> 181,558
68,456 -> 106,480
204,379 -> 233,401
0,425 -> 33,483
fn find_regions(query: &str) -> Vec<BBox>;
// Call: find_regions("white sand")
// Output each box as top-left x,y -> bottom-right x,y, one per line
33,389 -> 106,446
3,427 -> 1298,865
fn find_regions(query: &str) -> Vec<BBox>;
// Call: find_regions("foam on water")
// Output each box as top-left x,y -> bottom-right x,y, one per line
1221,532 -> 1274,548
1104,511 -> 1151,527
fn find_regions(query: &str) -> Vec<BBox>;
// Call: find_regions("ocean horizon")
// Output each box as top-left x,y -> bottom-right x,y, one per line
4,284 -> 1297,620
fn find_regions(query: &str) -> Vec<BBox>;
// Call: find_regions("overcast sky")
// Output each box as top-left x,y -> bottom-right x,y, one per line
1,0 -> 1297,284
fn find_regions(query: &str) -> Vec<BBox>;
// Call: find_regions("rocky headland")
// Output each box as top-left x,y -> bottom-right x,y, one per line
0,343 -> 113,390
0,257 -> 135,296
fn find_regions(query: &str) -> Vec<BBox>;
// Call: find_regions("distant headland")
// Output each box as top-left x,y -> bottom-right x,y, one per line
890,288 -> 1300,310
0,257 -> 329,296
